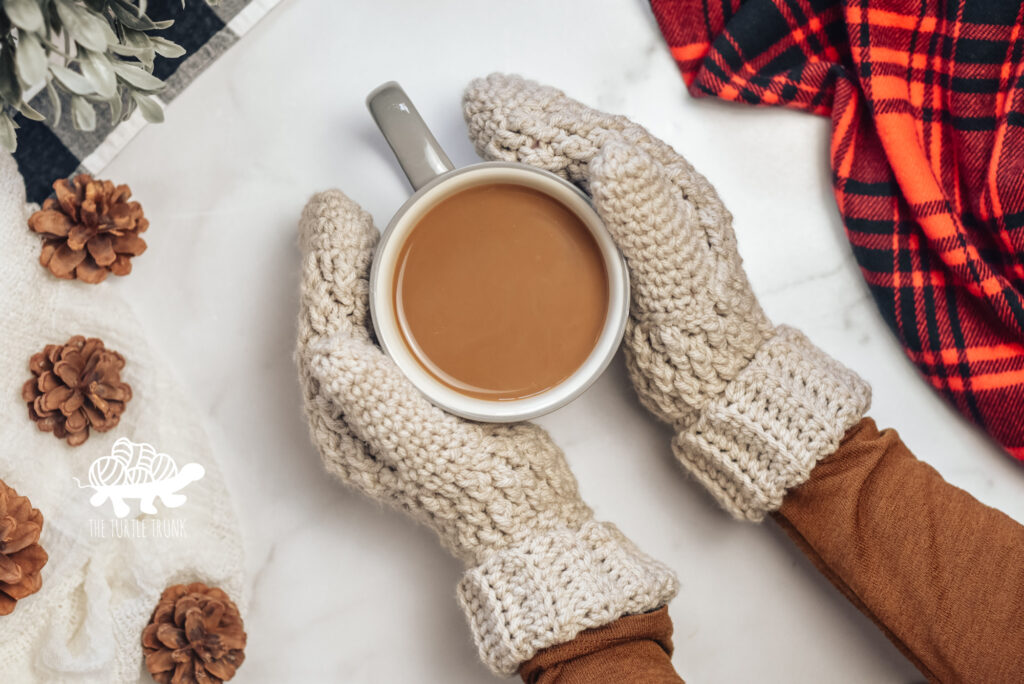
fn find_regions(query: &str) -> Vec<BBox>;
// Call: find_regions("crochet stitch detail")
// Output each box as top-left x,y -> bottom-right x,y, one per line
458,521 -> 678,675
677,326 -> 871,520
463,74 -> 871,520
296,188 -> 679,673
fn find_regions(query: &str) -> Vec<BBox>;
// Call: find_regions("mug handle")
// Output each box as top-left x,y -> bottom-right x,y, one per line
366,82 -> 455,191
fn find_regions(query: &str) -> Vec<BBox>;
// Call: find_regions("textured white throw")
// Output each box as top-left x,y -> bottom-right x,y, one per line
0,153 -> 245,682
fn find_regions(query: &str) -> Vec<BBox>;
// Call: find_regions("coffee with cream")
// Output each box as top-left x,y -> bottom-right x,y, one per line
393,183 -> 609,401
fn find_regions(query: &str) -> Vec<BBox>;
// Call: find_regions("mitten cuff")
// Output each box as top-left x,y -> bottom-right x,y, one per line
678,325 -> 871,522
456,520 -> 678,676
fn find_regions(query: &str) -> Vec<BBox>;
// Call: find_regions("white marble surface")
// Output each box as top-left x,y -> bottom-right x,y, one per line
98,0 -> 1023,681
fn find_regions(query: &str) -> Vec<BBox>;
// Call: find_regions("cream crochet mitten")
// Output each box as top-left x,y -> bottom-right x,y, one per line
296,190 -> 678,676
0,153 -> 244,681
464,74 -> 871,522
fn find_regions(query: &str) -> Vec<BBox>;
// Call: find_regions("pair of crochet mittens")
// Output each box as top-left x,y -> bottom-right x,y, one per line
296,74 -> 870,675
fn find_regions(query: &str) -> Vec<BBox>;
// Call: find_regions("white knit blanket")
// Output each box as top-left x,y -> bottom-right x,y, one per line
0,153 -> 245,682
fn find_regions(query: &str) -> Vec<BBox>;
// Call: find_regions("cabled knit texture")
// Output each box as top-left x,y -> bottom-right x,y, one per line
0,152 -> 245,682
296,189 -> 677,676
463,74 -> 871,520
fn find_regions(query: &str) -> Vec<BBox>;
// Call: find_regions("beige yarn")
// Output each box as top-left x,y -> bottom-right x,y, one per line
464,74 -> 871,521
296,190 -> 677,675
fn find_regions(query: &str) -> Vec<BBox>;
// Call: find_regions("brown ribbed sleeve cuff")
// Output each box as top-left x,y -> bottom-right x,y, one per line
519,606 -> 683,684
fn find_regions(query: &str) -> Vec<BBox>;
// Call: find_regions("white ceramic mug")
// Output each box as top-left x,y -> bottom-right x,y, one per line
366,81 -> 628,422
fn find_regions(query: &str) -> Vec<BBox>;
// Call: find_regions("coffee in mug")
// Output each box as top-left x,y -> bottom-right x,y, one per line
367,82 -> 629,422
393,183 -> 609,401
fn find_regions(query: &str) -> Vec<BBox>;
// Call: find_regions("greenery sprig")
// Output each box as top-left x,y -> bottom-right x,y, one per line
0,0 -> 199,152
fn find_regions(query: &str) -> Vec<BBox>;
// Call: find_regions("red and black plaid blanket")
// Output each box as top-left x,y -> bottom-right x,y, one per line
651,0 -> 1024,459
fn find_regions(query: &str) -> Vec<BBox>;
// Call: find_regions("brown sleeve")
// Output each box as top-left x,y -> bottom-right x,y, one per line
774,417 -> 1024,683
518,606 -> 684,684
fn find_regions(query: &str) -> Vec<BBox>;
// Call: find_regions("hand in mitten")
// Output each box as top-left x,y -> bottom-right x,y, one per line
463,74 -> 870,521
296,191 -> 678,675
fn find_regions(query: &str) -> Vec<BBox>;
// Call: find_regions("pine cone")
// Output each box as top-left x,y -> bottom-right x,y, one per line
27,174 -> 148,283
0,479 -> 48,616
143,582 -> 247,684
21,335 -> 132,447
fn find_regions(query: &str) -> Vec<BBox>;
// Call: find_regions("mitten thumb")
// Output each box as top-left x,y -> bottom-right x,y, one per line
297,189 -> 378,346
589,140 -> 714,313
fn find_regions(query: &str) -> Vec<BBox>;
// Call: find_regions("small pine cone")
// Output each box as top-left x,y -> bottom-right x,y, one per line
143,582 -> 247,684
21,335 -> 132,447
28,174 -> 148,283
0,479 -> 48,616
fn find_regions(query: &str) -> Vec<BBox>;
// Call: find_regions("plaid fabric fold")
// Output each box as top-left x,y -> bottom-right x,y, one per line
651,0 -> 1024,459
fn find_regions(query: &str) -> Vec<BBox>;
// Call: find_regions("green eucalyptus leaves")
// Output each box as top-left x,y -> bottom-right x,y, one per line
0,0 -> 199,152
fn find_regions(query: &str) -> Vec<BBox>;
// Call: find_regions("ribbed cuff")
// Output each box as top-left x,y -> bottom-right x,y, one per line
677,325 -> 871,522
456,520 -> 679,676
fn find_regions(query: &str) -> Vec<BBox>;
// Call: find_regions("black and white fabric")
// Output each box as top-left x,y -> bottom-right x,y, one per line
13,0 -> 280,202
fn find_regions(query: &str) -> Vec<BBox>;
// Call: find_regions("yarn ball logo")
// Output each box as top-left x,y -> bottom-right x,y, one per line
73,437 -> 205,519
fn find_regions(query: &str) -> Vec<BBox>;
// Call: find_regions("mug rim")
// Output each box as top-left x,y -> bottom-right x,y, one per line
368,161 -> 629,422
